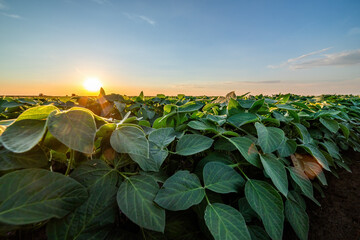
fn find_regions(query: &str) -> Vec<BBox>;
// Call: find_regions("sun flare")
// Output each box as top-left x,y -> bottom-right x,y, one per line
83,77 -> 102,92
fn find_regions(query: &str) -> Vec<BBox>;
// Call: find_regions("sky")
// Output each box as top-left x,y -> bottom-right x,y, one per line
0,0 -> 360,96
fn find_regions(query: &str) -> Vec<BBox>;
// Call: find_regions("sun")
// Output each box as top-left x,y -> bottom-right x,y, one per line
83,77 -> 102,92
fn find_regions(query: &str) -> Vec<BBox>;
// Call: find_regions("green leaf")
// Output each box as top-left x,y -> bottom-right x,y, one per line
0,147 -> 48,171
0,119 -> 47,153
176,134 -> 214,156
47,161 -> 117,240
148,127 -> 176,148
288,167 -> 320,206
188,120 -> 218,132
227,112 -> 258,127
245,179 -> 284,240
255,122 -> 285,153
339,123 -> 350,139
17,105 -> 58,121
260,154 -> 288,197
226,137 -> 261,168
277,138 -> 297,157
194,152 -> 233,179
0,169 -> 88,225
154,171 -> 205,211
248,225 -> 271,240
203,162 -> 244,193
110,126 -> 149,158
129,142 -> 168,172
293,123 -> 312,144
227,98 -> 243,116
238,198 -> 258,222
249,99 -> 265,113
319,117 -> 339,133
48,108 -> 96,154
70,159 -> 119,188
301,144 -> 330,171
204,203 -> 251,240
117,175 -> 165,232
177,101 -> 203,113
285,198 -> 309,240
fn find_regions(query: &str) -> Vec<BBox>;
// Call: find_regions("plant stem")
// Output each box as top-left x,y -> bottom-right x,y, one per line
237,166 -> 250,180
65,149 -> 74,176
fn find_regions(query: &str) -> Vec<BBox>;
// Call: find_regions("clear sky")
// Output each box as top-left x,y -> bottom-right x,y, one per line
1,0 -> 360,96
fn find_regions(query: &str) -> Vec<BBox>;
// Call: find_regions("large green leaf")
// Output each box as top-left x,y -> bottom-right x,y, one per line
47,160 -> 118,240
204,203 -> 251,240
48,108 -> 96,154
301,144 -> 330,171
17,105 -> 58,121
110,126 -> 149,158
203,162 -> 244,193
293,123 -> 312,144
249,99 -> 265,113
154,171 -> 205,211
129,142 -> 168,172
117,175 -> 165,232
187,120 -> 218,132
319,117 -> 339,133
245,179 -> 284,240
277,138 -> 297,157
255,123 -> 285,153
177,101 -> 203,113
260,154 -> 288,197
0,169 -> 88,225
287,167 -> 320,206
0,147 -> 48,171
227,137 -> 261,168
0,119 -> 47,153
175,134 -> 214,156
148,127 -> 176,148
227,112 -> 258,127
285,197 -> 309,240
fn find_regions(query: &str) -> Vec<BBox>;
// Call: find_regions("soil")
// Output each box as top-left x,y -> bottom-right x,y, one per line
285,151 -> 360,240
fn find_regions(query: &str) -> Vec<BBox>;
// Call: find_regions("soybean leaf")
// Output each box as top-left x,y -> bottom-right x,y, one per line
148,127 -> 176,148
288,167 -> 320,206
260,154 -> 288,197
17,105 -> 58,121
204,203 -> 251,240
285,198 -> 309,240
277,138 -> 297,157
194,152 -> 233,179
301,144 -> 330,171
249,99 -> 265,113
188,120 -> 218,132
129,142 -> 168,172
117,175 -> 165,232
48,108 -> 96,154
177,101 -> 203,113
227,112 -> 258,127
293,123 -> 312,144
203,162 -> 244,193
319,117 -> 339,133
0,147 -> 48,171
70,159 -> 119,188
339,123 -> 350,139
248,225 -> 271,240
176,134 -> 213,156
47,162 -> 117,240
0,169 -> 88,225
255,123 -> 285,153
227,137 -> 261,168
110,126 -> 149,158
154,171 -> 205,211
0,119 -> 47,153
238,197 -> 258,222
245,179 -> 284,240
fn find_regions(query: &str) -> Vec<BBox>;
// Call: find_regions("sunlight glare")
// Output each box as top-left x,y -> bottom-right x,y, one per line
83,77 -> 102,92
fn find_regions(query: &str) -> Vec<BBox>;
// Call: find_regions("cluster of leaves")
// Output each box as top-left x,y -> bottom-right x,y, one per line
0,91 -> 360,240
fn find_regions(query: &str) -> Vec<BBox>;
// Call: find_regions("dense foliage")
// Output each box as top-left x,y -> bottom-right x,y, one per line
0,91 -> 359,240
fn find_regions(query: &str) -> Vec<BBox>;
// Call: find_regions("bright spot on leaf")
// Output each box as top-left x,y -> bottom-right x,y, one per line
83,77 -> 102,92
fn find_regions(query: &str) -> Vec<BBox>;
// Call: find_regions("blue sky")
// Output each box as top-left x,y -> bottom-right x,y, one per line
0,0 -> 360,95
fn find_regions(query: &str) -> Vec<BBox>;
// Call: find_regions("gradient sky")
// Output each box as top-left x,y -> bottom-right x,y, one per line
1,0 -> 360,96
